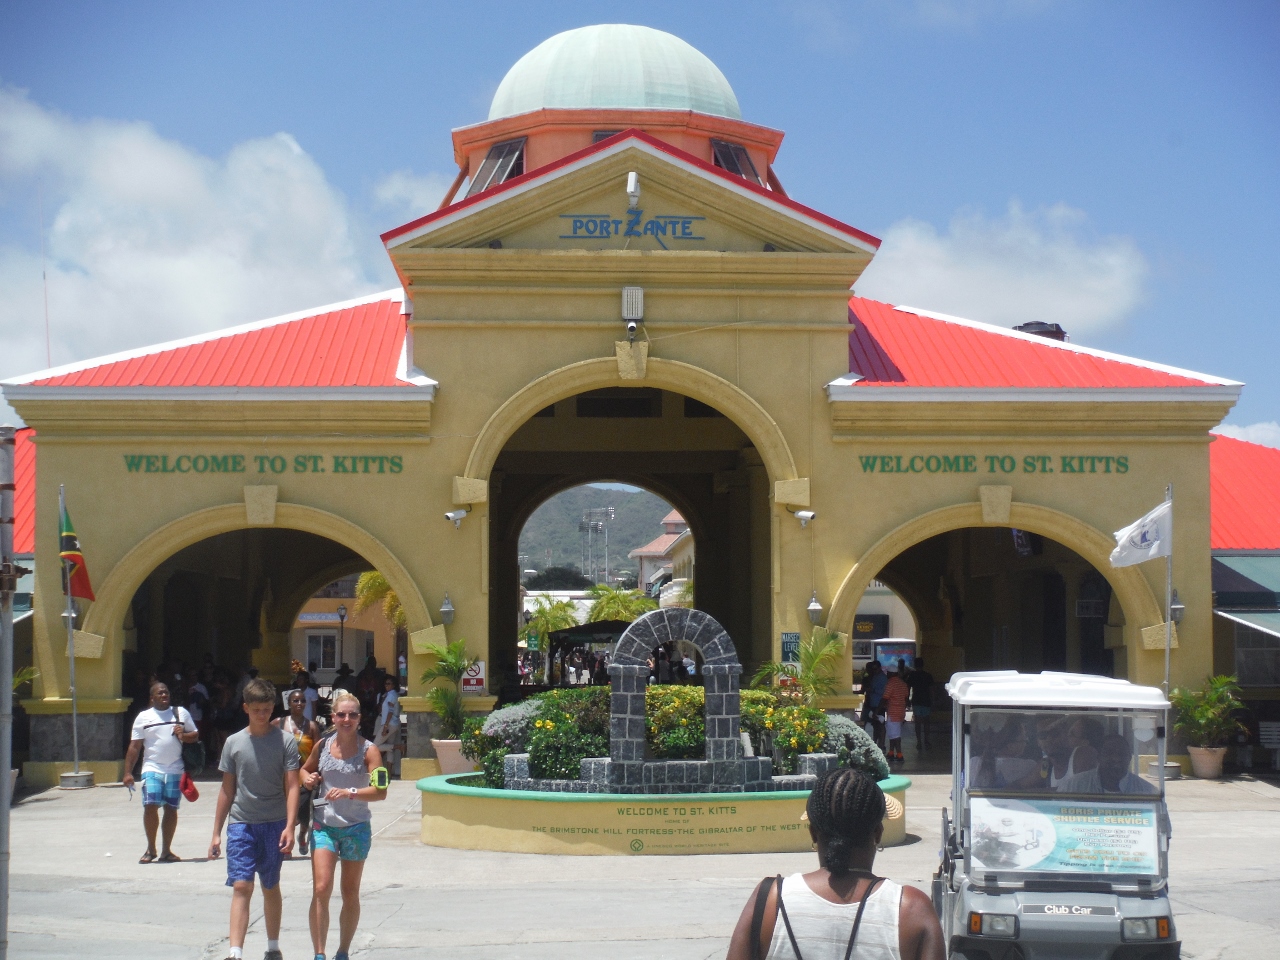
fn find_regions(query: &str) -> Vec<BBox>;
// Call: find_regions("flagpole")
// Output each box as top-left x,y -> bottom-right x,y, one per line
59,485 -> 81,776
1164,483 -> 1173,695
1,426 -> 19,960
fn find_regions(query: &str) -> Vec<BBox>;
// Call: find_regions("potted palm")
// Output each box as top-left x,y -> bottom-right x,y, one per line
749,627 -> 845,707
420,639 -> 478,775
1169,675 -> 1245,779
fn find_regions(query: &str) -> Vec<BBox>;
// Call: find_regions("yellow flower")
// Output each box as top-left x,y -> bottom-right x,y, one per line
534,719 -> 543,728
765,721 -> 773,729
790,738 -> 798,748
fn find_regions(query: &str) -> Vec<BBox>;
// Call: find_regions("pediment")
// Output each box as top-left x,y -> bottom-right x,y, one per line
385,138 -> 877,260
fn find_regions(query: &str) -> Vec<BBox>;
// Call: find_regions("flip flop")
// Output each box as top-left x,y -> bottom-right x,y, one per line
138,852 -> 157,864
158,852 -> 181,863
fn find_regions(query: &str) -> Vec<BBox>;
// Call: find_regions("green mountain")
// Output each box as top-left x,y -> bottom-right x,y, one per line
518,485 -> 674,580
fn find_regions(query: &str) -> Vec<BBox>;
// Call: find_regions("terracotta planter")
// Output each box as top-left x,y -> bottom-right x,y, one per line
431,739 -> 477,775
1188,745 -> 1228,779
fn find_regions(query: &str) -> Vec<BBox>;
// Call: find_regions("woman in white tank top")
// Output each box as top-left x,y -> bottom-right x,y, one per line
726,769 -> 945,960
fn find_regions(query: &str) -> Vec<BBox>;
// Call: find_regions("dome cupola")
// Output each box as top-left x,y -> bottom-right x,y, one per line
488,24 -> 741,122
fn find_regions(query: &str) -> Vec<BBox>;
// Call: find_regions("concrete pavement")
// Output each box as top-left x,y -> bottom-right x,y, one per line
7,771 -> 1279,958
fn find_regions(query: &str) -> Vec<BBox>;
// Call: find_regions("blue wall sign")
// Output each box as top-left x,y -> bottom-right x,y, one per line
559,210 -> 706,249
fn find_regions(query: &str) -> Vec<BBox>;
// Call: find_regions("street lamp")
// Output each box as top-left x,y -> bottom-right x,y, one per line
1169,589 -> 1185,624
336,603 -> 347,670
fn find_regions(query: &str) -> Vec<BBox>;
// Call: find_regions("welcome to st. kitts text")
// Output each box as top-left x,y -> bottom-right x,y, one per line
122,454 -> 403,475
859,454 -> 1129,475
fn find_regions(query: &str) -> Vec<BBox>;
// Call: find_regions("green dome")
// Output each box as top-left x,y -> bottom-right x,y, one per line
489,25 -> 742,122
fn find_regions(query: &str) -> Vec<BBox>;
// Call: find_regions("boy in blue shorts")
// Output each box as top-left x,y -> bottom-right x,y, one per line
209,678 -> 300,960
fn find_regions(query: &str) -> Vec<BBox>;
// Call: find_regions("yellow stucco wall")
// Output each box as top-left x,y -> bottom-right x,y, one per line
12,141 -> 1234,732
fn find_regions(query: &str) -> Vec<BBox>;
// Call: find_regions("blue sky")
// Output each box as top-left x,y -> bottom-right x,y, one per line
1,1 -> 1277,440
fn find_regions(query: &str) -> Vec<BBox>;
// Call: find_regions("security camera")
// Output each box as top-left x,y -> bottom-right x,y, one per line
626,319 -> 638,340
794,510 -> 816,528
445,509 -> 469,528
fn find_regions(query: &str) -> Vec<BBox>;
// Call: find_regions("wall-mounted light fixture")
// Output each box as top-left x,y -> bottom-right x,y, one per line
439,593 -> 455,626
807,591 -> 824,625
444,507 -> 471,529
626,171 -> 640,209
1169,589 -> 1185,624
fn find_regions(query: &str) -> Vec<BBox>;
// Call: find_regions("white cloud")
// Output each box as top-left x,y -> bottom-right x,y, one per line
854,201 -> 1148,335
373,169 -> 453,226
1214,422 -> 1280,449
0,87 -> 393,423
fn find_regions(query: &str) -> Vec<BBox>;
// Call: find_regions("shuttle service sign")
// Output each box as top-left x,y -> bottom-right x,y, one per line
969,797 -> 1159,875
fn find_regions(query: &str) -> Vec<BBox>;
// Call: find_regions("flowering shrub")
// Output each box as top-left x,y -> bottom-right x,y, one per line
463,698 -> 545,787
770,705 -> 829,774
645,685 -> 705,759
528,710 -> 608,779
527,687 -> 610,780
824,713 -> 889,780
739,689 -> 780,754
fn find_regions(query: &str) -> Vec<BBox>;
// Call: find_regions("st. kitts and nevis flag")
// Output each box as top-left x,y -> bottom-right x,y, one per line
59,498 -> 95,601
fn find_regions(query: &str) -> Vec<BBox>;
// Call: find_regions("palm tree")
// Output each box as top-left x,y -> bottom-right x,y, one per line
585,584 -> 658,623
419,639 -> 476,739
353,571 -> 406,630
521,595 -> 580,684
750,626 -> 846,707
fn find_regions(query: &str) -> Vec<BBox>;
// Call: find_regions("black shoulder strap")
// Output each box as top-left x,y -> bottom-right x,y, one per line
842,877 -> 884,960
750,875 -> 777,960
776,876 -> 804,960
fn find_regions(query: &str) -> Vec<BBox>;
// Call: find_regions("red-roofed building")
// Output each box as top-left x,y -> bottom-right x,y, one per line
2,23 -> 1267,785
629,511 -> 689,594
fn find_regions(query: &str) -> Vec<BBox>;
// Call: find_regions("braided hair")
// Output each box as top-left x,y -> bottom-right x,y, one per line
805,768 -> 886,876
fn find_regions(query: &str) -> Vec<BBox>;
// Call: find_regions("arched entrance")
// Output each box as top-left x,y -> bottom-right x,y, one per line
485,378 -> 780,694
828,502 -> 1163,683
67,503 -> 430,704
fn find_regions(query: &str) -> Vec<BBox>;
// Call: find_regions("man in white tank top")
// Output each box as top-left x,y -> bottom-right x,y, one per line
726,768 -> 945,960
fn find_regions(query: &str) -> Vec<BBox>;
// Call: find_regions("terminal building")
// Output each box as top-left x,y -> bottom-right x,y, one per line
6,24 -> 1280,784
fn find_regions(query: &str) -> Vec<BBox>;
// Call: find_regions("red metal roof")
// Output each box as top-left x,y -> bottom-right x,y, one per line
1210,435 -> 1280,551
846,297 -> 1231,390
382,129 -> 880,251
13,428 -> 34,555
629,533 -> 682,558
18,293 -> 407,389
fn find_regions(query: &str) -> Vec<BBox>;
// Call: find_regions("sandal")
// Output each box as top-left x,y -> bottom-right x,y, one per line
138,852 -> 157,864
158,852 -> 181,863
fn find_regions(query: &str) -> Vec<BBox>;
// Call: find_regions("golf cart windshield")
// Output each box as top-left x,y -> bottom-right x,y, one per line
966,709 -> 1162,799
963,708 -> 1166,879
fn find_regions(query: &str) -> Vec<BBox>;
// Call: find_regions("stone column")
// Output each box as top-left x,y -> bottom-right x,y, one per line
607,663 -> 649,792
705,662 -> 744,789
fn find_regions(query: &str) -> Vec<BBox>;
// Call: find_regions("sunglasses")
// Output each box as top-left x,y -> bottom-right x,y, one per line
333,711 -> 360,719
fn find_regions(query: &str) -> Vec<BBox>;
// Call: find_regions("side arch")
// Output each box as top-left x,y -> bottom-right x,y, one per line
461,356 -> 799,486
826,501 -> 1162,655
83,503 -> 432,651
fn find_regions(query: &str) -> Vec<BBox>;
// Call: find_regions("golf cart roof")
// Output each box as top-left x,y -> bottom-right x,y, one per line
946,671 -> 1170,710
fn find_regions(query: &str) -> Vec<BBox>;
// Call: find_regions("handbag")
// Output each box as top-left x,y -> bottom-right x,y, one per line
179,770 -> 200,802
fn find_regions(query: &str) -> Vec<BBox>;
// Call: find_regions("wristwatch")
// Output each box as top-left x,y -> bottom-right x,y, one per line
348,787 -> 358,798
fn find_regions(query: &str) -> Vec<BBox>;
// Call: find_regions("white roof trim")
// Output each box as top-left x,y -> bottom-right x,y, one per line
1,385 -> 433,403
1214,610 -> 1280,639
395,335 -> 438,389
825,383 -> 1243,403
1,288 -> 405,386
890,305 -> 1242,387
946,671 -> 1169,709
384,137 -> 879,255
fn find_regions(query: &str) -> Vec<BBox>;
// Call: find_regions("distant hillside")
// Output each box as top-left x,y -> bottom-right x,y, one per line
519,485 -> 674,579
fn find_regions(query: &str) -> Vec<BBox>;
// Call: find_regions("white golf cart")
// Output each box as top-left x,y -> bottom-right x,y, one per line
934,672 -> 1179,959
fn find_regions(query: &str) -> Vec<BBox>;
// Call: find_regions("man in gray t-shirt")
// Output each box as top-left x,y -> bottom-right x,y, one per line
208,678 -> 300,960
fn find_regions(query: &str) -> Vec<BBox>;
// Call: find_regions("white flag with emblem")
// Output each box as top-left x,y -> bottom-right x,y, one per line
1109,500 -> 1172,568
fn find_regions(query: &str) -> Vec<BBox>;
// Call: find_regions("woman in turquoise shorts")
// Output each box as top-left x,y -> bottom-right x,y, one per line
301,690 -> 387,960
